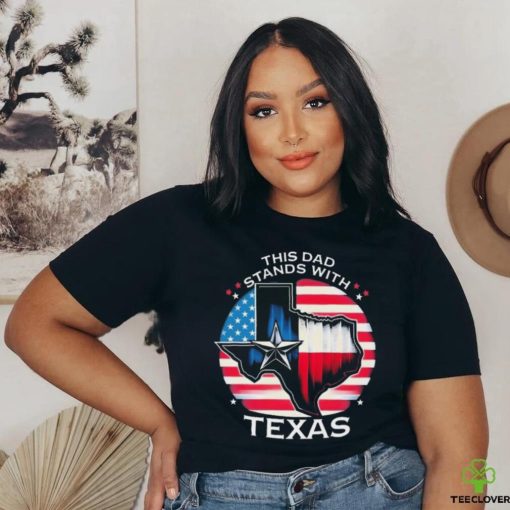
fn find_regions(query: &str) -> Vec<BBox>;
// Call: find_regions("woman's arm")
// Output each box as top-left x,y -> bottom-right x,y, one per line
4,265 -> 174,436
5,266 -> 183,509
407,375 -> 489,510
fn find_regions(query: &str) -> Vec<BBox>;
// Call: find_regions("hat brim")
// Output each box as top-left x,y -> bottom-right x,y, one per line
446,103 -> 510,277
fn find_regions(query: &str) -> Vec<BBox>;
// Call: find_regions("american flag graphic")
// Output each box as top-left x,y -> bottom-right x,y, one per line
217,278 -> 375,418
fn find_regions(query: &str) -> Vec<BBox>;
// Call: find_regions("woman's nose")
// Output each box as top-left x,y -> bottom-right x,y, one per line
279,112 -> 307,146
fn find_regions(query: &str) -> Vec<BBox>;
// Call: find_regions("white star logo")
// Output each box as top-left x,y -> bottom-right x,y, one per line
251,321 -> 302,370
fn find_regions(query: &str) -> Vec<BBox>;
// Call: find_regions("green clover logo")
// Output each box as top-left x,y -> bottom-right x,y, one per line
462,459 -> 496,494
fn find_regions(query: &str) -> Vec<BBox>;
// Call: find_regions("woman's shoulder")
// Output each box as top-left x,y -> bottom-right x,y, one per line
150,182 -> 204,201
139,182 -> 206,212
389,210 -> 435,242
389,213 -> 441,268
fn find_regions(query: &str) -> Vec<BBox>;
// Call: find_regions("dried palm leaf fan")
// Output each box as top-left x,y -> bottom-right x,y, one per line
0,403 -> 150,510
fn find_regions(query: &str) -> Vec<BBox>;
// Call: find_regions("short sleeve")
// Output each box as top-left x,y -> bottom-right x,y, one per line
404,232 -> 481,382
48,191 -> 169,329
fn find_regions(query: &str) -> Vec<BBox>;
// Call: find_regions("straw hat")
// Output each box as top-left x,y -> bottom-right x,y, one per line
446,103 -> 510,277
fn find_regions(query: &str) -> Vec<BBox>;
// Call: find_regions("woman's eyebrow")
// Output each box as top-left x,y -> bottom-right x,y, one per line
244,78 -> 323,104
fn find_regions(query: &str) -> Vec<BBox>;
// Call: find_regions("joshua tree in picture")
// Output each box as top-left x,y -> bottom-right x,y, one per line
0,0 -> 98,126
0,0 -> 139,252
87,109 -> 138,192
47,97 -> 84,174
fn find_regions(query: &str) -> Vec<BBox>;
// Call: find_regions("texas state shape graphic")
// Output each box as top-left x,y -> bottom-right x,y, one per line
216,282 -> 364,418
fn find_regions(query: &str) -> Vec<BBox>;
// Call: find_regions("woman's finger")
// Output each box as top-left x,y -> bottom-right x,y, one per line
144,474 -> 165,510
144,444 -> 165,510
161,447 -> 180,499
144,417 -> 182,510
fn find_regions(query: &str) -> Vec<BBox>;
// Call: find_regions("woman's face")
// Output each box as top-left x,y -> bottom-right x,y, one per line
243,45 -> 345,212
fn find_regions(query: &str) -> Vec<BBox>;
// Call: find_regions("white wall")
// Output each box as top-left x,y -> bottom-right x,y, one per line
1,1 -> 509,508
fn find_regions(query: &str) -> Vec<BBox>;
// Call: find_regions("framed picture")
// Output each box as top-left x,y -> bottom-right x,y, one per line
0,0 -> 139,303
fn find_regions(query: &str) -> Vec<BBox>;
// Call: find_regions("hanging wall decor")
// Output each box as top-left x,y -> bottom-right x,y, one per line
0,403 -> 150,510
0,0 -> 139,302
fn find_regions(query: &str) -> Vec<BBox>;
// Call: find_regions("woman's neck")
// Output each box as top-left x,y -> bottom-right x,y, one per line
266,185 -> 344,218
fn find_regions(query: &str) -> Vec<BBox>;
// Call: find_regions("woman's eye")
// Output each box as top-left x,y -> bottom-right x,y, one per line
304,97 -> 330,109
248,97 -> 330,120
250,107 -> 275,119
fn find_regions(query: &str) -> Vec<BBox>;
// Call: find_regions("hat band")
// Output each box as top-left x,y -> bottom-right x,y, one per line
472,136 -> 510,240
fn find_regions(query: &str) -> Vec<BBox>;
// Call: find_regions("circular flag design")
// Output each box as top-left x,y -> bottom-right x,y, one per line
216,278 -> 376,418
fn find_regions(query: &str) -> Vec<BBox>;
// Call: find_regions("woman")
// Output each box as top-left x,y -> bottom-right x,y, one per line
5,17 -> 488,510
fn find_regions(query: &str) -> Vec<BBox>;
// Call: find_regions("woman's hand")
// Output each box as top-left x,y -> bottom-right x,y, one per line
144,412 -> 183,510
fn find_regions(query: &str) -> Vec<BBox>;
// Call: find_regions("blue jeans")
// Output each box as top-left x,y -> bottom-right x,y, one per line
163,441 -> 426,509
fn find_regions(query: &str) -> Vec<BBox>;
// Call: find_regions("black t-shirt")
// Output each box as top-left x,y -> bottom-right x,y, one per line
48,182 -> 481,474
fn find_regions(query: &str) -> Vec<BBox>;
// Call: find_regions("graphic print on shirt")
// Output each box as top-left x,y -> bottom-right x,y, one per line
215,250 -> 376,441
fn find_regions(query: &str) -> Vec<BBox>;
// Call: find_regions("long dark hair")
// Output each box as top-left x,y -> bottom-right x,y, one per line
203,17 -> 411,229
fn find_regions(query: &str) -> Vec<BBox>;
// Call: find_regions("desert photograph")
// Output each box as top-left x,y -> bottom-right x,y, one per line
0,0 -> 138,300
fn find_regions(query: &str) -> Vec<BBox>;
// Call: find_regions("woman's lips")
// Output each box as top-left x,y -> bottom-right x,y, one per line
278,153 -> 318,170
